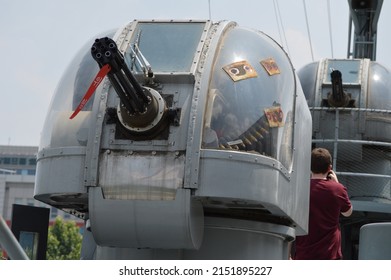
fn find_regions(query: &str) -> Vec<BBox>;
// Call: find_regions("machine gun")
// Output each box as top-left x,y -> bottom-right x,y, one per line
327,69 -> 352,107
71,37 -> 167,135
91,37 -> 151,115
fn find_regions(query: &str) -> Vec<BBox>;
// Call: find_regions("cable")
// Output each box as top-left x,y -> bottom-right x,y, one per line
274,0 -> 290,56
208,0 -> 212,21
273,0 -> 285,49
303,0 -> 314,61
327,0 -> 335,58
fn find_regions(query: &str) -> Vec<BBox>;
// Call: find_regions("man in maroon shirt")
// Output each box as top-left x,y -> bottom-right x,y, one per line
294,148 -> 353,260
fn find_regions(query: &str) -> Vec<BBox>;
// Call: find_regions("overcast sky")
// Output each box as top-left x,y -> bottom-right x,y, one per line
1,0 -> 390,146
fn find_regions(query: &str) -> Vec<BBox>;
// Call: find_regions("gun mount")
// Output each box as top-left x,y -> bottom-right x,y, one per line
34,20 -> 312,260
91,37 -> 167,136
327,70 -> 352,107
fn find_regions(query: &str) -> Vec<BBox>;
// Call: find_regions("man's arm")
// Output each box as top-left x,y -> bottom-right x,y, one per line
341,205 -> 353,217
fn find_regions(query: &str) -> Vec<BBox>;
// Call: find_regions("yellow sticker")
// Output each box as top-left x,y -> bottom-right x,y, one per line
223,60 -> 258,82
260,58 -> 280,76
264,106 -> 284,127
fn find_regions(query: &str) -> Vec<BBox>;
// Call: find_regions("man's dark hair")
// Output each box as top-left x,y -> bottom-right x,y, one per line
311,148 -> 332,174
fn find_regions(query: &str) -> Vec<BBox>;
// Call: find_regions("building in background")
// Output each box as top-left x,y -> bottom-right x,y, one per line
0,145 -> 81,223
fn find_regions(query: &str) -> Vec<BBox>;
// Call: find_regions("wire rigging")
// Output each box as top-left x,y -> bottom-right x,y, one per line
273,0 -> 290,56
208,0 -> 212,21
327,0 -> 335,58
273,0 -> 285,48
302,0 -> 314,61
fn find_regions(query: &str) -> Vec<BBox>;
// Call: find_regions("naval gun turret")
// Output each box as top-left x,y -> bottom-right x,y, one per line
34,20 -> 312,259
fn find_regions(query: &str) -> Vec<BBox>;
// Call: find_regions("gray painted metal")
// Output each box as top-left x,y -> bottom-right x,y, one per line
92,218 -> 294,260
347,0 -> 383,60
89,187 -> 203,249
0,215 -> 28,260
359,222 -> 391,259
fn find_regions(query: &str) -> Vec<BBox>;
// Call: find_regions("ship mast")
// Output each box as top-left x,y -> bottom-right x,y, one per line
347,0 -> 383,60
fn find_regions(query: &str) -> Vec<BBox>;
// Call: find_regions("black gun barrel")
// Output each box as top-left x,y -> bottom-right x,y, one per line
328,70 -> 351,107
91,37 -> 150,114
330,70 -> 344,102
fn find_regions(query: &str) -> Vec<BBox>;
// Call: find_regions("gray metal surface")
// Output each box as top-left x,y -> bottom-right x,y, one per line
89,187 -> 203,249
359,222 -> 391,259
0,215 -> 28,260
91,218 -> 294,260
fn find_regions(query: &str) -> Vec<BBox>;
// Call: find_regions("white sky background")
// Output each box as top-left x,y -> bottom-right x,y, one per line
0,0 -> 390,146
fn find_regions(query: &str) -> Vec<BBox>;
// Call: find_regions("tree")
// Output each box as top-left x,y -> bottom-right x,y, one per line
46,216 -> 82,260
